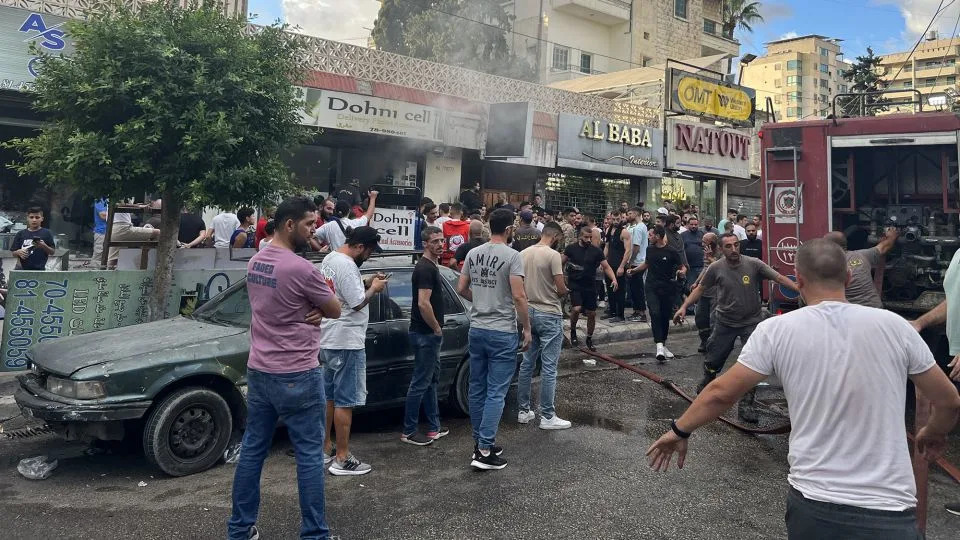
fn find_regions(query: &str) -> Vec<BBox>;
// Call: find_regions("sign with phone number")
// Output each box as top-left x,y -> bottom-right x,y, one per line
1,269 -> 245,371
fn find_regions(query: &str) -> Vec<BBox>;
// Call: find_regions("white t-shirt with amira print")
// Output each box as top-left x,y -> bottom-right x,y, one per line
737,301 -> 935,511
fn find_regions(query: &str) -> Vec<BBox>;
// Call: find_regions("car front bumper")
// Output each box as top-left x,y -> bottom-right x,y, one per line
15,374 -> 152,423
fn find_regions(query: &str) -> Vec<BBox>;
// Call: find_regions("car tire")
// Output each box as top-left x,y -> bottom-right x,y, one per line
143,387 -> 233,477
449,357 -> 470,417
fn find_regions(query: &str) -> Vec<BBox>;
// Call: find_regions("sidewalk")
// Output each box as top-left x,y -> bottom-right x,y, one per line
564,312 -> 697,346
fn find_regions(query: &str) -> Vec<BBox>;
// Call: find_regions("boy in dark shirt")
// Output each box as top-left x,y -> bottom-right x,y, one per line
12,207 -> 55,271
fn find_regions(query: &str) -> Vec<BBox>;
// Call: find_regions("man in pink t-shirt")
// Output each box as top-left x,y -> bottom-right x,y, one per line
229,197 -> 341,540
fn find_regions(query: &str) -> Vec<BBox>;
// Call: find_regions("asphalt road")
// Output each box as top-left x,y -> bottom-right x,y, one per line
1,332 -> 959,539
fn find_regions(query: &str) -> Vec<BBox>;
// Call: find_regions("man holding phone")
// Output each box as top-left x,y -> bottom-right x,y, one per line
320,226 -> 388,476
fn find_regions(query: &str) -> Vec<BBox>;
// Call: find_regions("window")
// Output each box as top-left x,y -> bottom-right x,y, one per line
820,78 -> 828,88
787,60 -> 802,70
820,64 -> 829,73
820,94 -> 829,103
820,47 -> 829,57
580,53 -> 592,74
774,95 -> 781,104
193,282 -> 251,327
904,80 -> 913,88
775,79 -> 783,88
552,46 -> 569,70
839,84 -> 848,93
787,91 -> 801,103
948,76 -> 957,84
703,19 -> 716,35
675,0 -> 688,19
924,78 -> 937,87
774,63 -> 782,71
384,271 -> 413,320
643,32 -> 650,40
786,107 -> 802,118
904,64 -> 913,72
787,75 -> 802,85
642,56 -> 653,67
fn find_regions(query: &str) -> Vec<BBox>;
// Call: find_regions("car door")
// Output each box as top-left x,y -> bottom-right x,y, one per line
358,270 -> 394,407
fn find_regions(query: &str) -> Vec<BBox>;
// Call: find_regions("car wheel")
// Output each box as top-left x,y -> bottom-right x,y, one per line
143,387 -> 233,477
449,357 -> 470,417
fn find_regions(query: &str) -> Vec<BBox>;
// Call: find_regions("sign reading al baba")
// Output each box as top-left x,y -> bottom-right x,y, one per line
557,114 -> 663,176
666,119 -> 752,179
668,68 -> 756,127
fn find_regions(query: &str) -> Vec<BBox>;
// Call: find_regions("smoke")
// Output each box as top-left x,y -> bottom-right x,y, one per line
282,0 -> 380,44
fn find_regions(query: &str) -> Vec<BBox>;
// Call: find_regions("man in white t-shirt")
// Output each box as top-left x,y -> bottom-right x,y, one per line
314,191 -> 378,251
320,226 -> 388,476
648,238 -> 960,538
210,212 -> 240,248
732,214 -> 748,241
108,205 -> 161,268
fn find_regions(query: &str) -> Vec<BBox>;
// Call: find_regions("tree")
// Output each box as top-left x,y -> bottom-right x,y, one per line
371,0 -> 535,81
6,0 -> 308,320
722,0 -> 764,38
838,47 -> 890,116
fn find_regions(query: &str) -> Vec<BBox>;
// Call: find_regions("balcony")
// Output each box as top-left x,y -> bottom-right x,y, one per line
551,0 -> 631,26
547,63 -> 606,84
701,18 -> 740,56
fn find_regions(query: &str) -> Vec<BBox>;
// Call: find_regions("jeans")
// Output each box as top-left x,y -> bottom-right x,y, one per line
321,349 -> 367,407
229,368 -> 328,540
518,309 -> 563,419
704,322 -> 758,374
785,487 -> 921,540
695,295 -> 714,347
403,332 -> 443,435
645,281 -> 675,344
627,266 -> 646,312
468,327 -> 519,450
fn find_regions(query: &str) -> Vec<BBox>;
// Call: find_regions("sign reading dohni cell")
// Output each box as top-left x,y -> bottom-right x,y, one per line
371,208 -> 417,251
1,270 -> 244,371
301,88 -> 444,142
668,68 -> 756,127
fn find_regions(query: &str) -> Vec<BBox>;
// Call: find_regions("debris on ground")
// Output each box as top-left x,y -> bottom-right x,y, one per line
137,481 -> 148,487
17,456 -> 58,480
224,442 -> 241,464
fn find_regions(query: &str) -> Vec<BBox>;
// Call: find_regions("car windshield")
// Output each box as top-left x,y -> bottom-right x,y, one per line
192,281 -> 252,328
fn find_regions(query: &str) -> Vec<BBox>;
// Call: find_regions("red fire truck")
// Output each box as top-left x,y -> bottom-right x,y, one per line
761,111 -> 960,364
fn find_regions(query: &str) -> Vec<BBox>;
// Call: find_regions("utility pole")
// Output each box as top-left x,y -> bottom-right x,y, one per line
535,0 -> 544,83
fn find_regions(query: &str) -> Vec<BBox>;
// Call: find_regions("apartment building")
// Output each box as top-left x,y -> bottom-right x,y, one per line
879,37 -> 960,112
504,0 -> 739,84
739,35 -> 848,122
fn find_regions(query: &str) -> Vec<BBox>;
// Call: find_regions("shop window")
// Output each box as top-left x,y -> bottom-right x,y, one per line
647,178 -> 718,222
552,46 -> 569,70
675,0 -> 687,19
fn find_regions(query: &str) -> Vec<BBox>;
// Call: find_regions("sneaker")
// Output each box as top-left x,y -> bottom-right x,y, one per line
663,346 -> 675,359
610,316 -> 626,323
738,403 -> 759,424
945,502 -> 960,516
629,313 -> 648,323
539,415 -> 572,430
426,427 -> 450,440
656,343 -> 666,363
586,336 -> 597,352
471,449 -> 508,470
400,432 -> 434,446
329,454 -> 372,476
570,334 -> 581,347
518,410 -> 536,424
248,525 -> 260,540
473,443 -> 504,457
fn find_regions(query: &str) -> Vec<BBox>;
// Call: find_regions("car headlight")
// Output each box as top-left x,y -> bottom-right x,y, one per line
45,377 -> 107,399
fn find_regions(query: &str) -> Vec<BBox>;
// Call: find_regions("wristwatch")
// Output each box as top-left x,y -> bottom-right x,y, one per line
671,420 -> 691,439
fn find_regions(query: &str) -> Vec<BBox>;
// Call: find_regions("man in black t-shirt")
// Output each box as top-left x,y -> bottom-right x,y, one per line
402,226 -> 449,446
178,209 -> 209,248
563,227 -> 617,351
12,207 -> 55,271
629,225 -> 684,363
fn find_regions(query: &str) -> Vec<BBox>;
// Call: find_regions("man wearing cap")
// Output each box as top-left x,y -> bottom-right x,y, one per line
320,226 -> 389,476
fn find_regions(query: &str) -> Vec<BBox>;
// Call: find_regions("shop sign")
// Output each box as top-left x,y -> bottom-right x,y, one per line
371,208 -> 417,251
667,68 -> 755,127
301,88 -> 443,142
557,114 -> 663,176
0,7 -> 73,92
1,269 -> 245,371
666,119 -> 752,179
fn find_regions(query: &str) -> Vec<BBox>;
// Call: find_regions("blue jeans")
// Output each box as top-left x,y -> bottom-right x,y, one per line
321,349 -> 367,408
228,368 -> 329,540
518,308 -> 563,419
468,327 -> 518,450
403,332 -> 443,435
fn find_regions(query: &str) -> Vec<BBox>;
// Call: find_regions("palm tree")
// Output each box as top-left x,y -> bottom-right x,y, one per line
722,0 -> 764,39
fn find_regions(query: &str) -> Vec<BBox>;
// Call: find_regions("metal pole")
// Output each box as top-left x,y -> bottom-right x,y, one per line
536,0 -> 544,83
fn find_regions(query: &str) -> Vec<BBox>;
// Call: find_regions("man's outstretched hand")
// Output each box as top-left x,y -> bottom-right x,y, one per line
646,430 -> 688,472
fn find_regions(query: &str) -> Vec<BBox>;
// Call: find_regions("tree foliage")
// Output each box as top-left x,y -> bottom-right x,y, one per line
6,0 -> 308,319
722,0 -> 764,38
372,0 -> 534,81
838,47 -> 890,116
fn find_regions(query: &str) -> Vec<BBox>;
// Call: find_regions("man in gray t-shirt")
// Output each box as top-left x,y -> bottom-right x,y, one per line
824,229 -> 898,309
457,208 -> 531,470
675,233 -> 799,422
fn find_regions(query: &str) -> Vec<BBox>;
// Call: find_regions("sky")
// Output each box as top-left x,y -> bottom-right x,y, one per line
246,0 -> 960,61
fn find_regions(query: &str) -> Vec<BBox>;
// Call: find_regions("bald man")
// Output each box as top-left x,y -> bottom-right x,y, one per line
823,229 -> 898,308
452,220 -> 486,270
648,238 -> 960,539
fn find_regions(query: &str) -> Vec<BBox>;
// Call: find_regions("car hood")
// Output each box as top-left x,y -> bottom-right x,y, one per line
30,317 -> 248,377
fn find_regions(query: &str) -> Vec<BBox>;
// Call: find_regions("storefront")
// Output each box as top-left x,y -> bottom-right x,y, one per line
550,113 -> 663,215
661,118 -> 755,222
288,85 -> 483,206
477,111 -> 558,209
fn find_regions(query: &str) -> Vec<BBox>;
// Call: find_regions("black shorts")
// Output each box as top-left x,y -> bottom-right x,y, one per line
570,284 -> 598,311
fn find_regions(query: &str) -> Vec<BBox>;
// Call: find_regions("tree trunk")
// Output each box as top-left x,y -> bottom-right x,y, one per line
148,190 -> 182,322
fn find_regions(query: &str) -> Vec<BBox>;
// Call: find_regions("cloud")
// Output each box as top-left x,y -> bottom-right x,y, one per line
877,1 -> 960,39
779,31 -> 799,40
759,1 -> 795,21
283,0 -> 380,45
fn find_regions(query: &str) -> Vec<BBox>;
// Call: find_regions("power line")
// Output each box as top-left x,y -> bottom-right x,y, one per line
933,5 -> 960,81
888,0 -> 955,83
